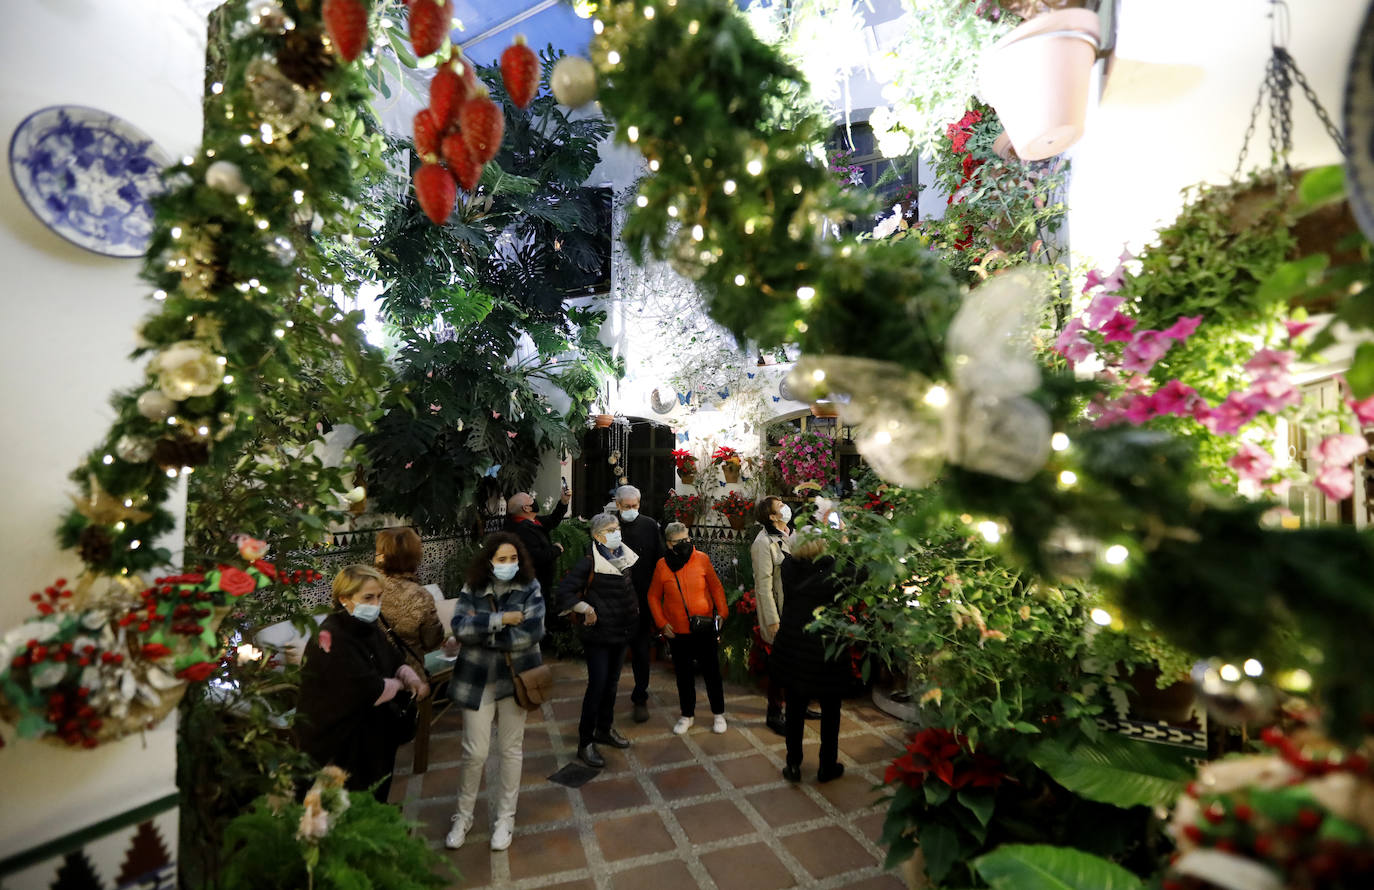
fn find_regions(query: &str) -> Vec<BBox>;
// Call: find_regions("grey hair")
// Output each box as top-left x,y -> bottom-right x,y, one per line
590,513 -> 620,537
614,484 -> 641,503
663,521 -> 688,539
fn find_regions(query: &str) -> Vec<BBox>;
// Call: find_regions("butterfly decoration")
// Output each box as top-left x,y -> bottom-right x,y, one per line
747,372 -> 756,379
677,431 -> 691,443
676,391 -> 692,406
771,396 -> 781,403
717,386 -> 730,400
786,268 -> 1052,487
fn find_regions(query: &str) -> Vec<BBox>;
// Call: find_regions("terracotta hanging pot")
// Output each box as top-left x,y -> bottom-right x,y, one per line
678,471 -> 696,486
594,414 -> 614,428
992,130 -> 1019,161
995,0 -> 1092,19
810,401 -> 839,418
727,514 -> 748,531
978,9 -> 1101,161
722,463 -> 742,483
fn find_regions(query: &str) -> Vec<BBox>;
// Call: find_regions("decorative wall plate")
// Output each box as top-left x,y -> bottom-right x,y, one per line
8,105 -> 170,257
1346,0 -> 1374,241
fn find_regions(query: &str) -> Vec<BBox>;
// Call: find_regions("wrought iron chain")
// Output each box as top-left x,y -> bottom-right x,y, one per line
1284,49 -> 1350,156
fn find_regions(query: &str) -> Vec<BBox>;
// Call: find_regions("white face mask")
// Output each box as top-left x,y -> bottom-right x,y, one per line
620,508 -> 639,522
492,561 -> 520,581
779,504 -> 792,523
602,530 -> 623,549
351,602 -> 381,623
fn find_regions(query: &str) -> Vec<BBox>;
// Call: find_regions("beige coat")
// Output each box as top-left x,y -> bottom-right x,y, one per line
750,527 -> 791,643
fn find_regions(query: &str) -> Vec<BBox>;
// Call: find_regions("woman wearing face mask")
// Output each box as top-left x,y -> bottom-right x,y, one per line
647,522 -> 730,735
554,512 -> 639,769
296,564 -> 428,803
751,495 -> 793,734
444,532 -> 545,852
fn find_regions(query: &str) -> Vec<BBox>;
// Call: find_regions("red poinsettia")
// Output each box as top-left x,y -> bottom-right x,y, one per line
885,728 -> 1007,790
177,661 -> 219,683
252,559 -> 278,580
217,566 -> 257,597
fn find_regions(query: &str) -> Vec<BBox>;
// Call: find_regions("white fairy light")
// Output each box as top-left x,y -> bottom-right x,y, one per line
723,179 -> 736,195
210,82 -> 223,94
170,226 -> 183,238
734,274 -> 746,286
323,118 -> 336,129
649,159 -> 660,171
239,134 -> 252,146
1058,470 -> 1077,487
644,6 -> 655,17
216,356 -> 227,365
923,385 -> 949,409
593,18 -> 604,34
691,224 -> 704,241
114,522 -> 125,532
796,286 -> 815,303
197,426 -> 210,436
320,91 -> 332,102
1051,432 -> 1070,451
626,125 -> 638,142
130,540 -> 141,550
1219,663 -> 1242,682
977,521 -> 1001,544
236,195 -> 249,206
667,205 -> 678,217
223,375 -> 235,384
102,454 -> 114,465
167,416 -> 178,425
166,468 -> 179,478
874,430 -> 892,445
811,369 -> 826,383
607,50 -> 622,65
152,290 -> 167,301
746,159 -> 763,176
1090,608 -> 1112,626
636,195 -> 649,207
256,219 -> 269,230
1104,545 -> 1129,565
1243,658 -> 1264,677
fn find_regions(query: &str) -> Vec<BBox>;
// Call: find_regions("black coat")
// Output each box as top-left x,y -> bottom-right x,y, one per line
503,499 -> 567,597
295,610 -> 405,793
554,548 -> 640,647
616,512 -> 663,601
770,555 -> 850,696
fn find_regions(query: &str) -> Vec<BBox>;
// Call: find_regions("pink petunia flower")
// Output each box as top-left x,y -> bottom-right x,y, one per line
1081,268 -> 1106,294
1084,294 -> 1125,330
1054,318 -> 1094,365
1312,433 -> 1369,467
1229,441 -> 1274,482
1121,330 -> 1172,374
1347,392 -> 1374,426
1314,464 -> 1356,501
1101,312 -> 1137,344
1123,393 -> 1158,425
1242,378 -> 1300,414
1202,392 -> 1262,435
1161,315 -> 1202,342
1153,379 -> 1205,417
1243,348 -> 1295,380
1284,319 -> 1315,341
1268,478 -> 1292,499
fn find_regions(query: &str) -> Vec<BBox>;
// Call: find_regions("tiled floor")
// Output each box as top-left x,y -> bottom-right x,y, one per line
389,658 -> 913,889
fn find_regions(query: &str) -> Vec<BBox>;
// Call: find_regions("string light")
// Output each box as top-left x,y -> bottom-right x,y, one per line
923,386 -> 949,409
746,159 -> 763,176
1219,663 -> 1242,682
123,499 -> 133,507
152,290 -> 167,301
166,468 -> 179,478
636,195 -> 649,207
130,540 -> 141,550
320,91 -> 332,102
811,369 -> 826,382
648,159 -> 660,172
688,19 -> 699,34
1243,658 -> 1264,677
593,18 -> 604,34
210,82 -> 224,94
216,356 -> 227,366
691,224 -> 704,241
102,454 -> 114,465
1058,470 -> 1077,487
977,521 -> 1001,544
667,205 -> 678,217
874,430 -> 892,445
796,286 -> 815,303
236,195 -> 249,206
256,219 -> 269,230
223,375 -> 235,384
114,522 -> 126,532
1089,608 -> 1112,626
274,329 -> 286,338
323,119 -> 336,129
1104,545 -> 1129,565
644,6 -> 655,17
1278,669 -> 1312,692
607,50 -> 622,65
170,226 -> 183,238
197,426 -> 210,436
1051,432 -> 1070,451
166,416 -> 178,426
239,134 -> 252,146
723,179 -> 736,195
626,125 -> 638,142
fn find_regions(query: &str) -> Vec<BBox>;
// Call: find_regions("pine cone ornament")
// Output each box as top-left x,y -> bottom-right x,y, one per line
245,58 -> 311,131
152,437 -> 210,470
500,35 -> 539,108
78,526 -> 114,567
414,163 -> 457,225
414,108 -> 441,159
459,90 -> 503,164
442,133 -> 482,191
408,0 -> 452,58
278,28 -> 336,90
322,0 -> 370,62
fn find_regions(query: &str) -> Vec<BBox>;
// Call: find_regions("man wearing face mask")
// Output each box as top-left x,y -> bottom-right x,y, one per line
503,486 -> 571,600
751,495 -> 794,735
612,484 -> 665,723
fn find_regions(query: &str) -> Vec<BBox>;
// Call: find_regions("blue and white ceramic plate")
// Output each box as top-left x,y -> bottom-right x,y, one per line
8,106 -> 170,257
1346,0 -> 1374,242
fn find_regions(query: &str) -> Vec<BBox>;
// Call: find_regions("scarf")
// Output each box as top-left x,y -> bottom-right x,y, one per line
664,546 -> 693,573
596,542 -> 632,572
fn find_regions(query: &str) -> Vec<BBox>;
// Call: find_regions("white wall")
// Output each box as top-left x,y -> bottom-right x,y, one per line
0,0 -> 205,867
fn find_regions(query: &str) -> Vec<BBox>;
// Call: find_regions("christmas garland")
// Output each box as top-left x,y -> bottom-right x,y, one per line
591,0 -> 1374,742
2,0 -> 386,747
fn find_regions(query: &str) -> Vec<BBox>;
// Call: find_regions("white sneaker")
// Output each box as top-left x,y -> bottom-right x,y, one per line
490,817 -> 514,852
444,813 -> 473,850
712,714 -> 727,734
673,716 -> 694,735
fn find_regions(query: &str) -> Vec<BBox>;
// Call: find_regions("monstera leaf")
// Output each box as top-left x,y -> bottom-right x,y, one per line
1030,734 -> 1193,809
974,844 -> 1144,890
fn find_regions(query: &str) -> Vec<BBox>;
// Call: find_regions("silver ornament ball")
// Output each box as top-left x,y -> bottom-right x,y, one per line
551,56 -> 598,109
206,160 -> 251,197
136,389 -> 177,422
266,235 -> 297,265
115,434 -> 155,463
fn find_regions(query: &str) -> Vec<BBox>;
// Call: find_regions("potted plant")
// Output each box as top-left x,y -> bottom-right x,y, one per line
774,430 -> 838,492
664,490 -> 706,526
671,448 -> 698,484
711,445 -> 743,482
714,490 -> 755,531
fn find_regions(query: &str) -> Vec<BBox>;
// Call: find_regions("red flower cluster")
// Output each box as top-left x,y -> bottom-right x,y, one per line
711,445 -> 741,465
45,687 -> 103,748
737,589 -> 758,615
885,728 -> 1007,790
671,449 -> 698,473
861,490 -> 894,513
946,109 -> 983,154
1260,726 -> 1371,777
27,578 -> 75,616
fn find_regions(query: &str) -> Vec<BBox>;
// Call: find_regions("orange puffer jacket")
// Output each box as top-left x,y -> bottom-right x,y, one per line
646,550 -> 729,635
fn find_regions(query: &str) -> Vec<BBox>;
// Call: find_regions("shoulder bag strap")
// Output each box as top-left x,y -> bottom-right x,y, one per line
486,593 -> 519,676
378,614 -> 426,672
671,559 -> 716,620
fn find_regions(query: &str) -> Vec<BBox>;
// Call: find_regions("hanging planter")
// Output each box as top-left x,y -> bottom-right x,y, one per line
593,413 -> 614,428
978,9 -> 1101,160
810,400 -> 839,418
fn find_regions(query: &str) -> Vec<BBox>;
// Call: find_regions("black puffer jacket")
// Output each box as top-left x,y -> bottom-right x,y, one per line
503,500 -> 567,597
770,555 -> 850,696
554,546 -> 640,647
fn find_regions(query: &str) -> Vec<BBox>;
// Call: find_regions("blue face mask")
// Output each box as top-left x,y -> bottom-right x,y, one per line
492,561 -> 520,582
602,530 -> 623,550
351,602 -> 381,623
620,508 -> 639,522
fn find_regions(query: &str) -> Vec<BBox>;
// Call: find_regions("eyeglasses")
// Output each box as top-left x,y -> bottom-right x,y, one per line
668,539 -> 690,546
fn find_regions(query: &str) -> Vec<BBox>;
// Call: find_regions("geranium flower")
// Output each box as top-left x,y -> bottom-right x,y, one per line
1122,330 -> 1172,373
1244,348 -> 1295,380
1161,315 -> 1202,342
1314,464 -> 1356,501
1201,392 -> 1262,435
1101,312 -> 1137,343
1229,442 -> 1275,482
1153,379 -> 1205,417
1084,294 -> 1125,330
1311,433 -> 1369,467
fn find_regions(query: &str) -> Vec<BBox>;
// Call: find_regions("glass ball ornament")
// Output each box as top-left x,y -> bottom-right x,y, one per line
115,434 -> 155,463
136,389 -> 176,422
551,56 -> 597,108
266,235 -> 296,265
206,160 -> 251,197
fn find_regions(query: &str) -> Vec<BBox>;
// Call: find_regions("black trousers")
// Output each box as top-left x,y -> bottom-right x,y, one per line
628,608 -> 654,706
669,631 -> 725,718
580,643 -> 627,747
784,686 -> 841,771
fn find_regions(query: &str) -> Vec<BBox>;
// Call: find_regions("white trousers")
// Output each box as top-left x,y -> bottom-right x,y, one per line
456,684 -> 528,824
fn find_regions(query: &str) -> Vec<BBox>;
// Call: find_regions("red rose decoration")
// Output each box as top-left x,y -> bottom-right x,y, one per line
176,661 -> 219,683
252,560 -> 278,580
217,566 -> 256,597
141,643 -> 172,659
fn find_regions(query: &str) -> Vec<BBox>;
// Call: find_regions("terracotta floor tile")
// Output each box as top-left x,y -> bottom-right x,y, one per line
522,729 -> 553,752
416,797 -> 487,845
537,880 -> 597,890
854,811 -> 889,845
421,765 -> 463,799
618,716 -> 668,739
551,698 -> 585,721
580,775 -> 650,814
438,834 -> 491,887
746,785 -> 826,828
694,727 -> 755,755
521,753 -> 561,787
631,734 -> 694,768
517,785 -> 573,826
609,859 -> 699,890
507,826 -> 588,880
838,734 -> 902,765
782,825 -> 876,879
593,811 -> 676,861
815,773 -> 884,813
652,764 -> 720,800
845,873 -> 909,889
672,799 -> 757,845
700,841 -> 797,890
716,753 -> 785,789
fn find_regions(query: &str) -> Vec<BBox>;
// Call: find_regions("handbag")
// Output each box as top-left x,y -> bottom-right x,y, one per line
487,594 -> 553,711
382,690 -> 418,745
672,571 -> 719,637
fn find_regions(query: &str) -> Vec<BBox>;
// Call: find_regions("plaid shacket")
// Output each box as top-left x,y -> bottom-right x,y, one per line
447,577 -> 545,711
